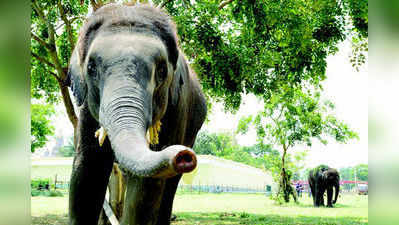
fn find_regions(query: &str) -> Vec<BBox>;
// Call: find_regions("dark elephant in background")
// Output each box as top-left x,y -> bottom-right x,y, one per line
308,165 -> 340,207
67,4 -> 207,225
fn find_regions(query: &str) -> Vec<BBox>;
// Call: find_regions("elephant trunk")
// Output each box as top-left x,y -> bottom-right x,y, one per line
333,182 -> 339,204
99,74 -> 196,178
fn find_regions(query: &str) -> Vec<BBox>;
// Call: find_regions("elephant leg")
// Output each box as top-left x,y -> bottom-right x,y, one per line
69,105 -> 115,225
156,174 -> 182,225
120,177 -> 166,225
327,187 -> 333,207
319,189 -> 325,207
314,184 -> 321,207
309,182 -> 317,206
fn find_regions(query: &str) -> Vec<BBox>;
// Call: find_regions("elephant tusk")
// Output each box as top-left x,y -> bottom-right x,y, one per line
146,129 -> 151,145
95,127 -> 107,147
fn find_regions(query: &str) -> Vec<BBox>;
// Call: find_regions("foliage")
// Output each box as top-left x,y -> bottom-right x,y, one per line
342,0 -> 368,38
238,89 -> 358,150
193,130 -> 236,156
193,130 -> 307,177
31,189 -> 64,197
155,0 -> 367,111
31,0 -> 88,104
237,87 -> 358,203
31,178 -> 50,189
58,136 -> 75,157
31,0 -> 367,163
31,104 -> 55,152
30,0 -> 92,152
339,164 -> 368,181
30,0 -> 87,100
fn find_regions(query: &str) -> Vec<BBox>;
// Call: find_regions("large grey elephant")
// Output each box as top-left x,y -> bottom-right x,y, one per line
67,4 -> 207,225
308,165 -> 340,207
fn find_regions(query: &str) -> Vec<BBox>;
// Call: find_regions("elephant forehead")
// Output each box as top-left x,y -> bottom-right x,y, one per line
88,33 -> 168,63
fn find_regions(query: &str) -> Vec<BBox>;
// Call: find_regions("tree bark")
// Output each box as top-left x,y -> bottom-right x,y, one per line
59,84 -> 78,128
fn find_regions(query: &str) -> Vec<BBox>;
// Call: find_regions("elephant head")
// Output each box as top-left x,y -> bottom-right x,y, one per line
322,168 -> 340,204
68,4 -> 196,178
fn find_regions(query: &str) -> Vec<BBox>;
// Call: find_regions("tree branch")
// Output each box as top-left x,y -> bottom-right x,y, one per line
218,0 -> 234,10
31,0 -> 46,22
60,84 -> 78,128
31,32 -> 51,50
56,16 -> 85,31
160,0 -> 173,8
31,51 -> 55,69
31,52 -> 64,83
32,0 -> 78,129
57,0 -> 76,50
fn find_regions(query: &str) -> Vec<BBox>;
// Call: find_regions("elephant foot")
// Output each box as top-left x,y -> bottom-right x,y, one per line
327,204 -> 333,208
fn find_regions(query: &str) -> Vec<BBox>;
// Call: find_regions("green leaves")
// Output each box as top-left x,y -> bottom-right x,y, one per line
157,0 -> 364,111
237,115 -> 253,135
31,104 -> 55,153
193,130 -> 276,170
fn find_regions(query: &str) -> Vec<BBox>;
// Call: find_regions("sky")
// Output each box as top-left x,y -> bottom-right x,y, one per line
45,39 -> 367,169
202,39 -> 368,169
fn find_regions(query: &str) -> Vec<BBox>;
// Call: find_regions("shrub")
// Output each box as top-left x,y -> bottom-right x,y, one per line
239,212 -> 250,218
31,178 -> 50,190
46,190 -> 64,197
31,189 -> 42,197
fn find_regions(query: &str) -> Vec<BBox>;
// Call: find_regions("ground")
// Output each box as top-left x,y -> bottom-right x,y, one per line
32,193 -> 368,225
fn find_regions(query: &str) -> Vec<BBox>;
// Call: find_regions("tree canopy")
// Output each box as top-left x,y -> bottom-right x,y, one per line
155,0 -> 367,110
31,0 -> 368,116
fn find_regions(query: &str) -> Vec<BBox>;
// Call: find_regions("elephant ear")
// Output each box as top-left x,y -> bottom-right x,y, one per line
68,49 -> 87,106
169,53 -> 186,106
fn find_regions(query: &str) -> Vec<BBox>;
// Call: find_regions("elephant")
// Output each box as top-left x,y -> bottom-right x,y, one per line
308,165 -> 340,207
67,4 -> 207,225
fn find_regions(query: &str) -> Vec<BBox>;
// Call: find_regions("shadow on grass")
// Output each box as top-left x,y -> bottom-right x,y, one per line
279,202 -> 353,209
173,212 -> 368,225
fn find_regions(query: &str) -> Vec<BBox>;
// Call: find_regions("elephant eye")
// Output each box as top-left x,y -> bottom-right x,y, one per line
155,61 -> 167,84
87,58 -> 97,77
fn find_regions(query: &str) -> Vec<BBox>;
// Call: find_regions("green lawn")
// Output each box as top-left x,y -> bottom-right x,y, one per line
31,193 -> 368,224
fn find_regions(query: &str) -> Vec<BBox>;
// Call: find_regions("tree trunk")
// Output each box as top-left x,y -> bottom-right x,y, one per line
279,144 -> 291,203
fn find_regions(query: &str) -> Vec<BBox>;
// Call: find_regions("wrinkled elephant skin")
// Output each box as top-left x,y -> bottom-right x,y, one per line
67,4 -> 207,225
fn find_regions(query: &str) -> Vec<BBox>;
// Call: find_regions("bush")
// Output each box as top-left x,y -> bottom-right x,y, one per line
239,212 -> 250,218
31,178 -> 50,190
31,189 -> 42,197
46,190 -> 64,197
31,190 -> 64,197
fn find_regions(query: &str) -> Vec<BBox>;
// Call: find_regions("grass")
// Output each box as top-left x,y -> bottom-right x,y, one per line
31,193 -> 368,224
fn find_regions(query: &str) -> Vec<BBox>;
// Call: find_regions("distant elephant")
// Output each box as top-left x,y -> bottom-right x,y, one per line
308,165 -> 340,207
67,4 -> 207,225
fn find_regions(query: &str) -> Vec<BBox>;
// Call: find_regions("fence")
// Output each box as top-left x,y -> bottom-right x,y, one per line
32,174 -> 273,195
177,184 -> 273,195
31,174 -> 71,191
292,180 -> 368,194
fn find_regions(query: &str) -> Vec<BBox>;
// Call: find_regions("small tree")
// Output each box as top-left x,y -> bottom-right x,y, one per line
31,104 -> 55,153
193,130 -> 236,156
238,87 -> 358,203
